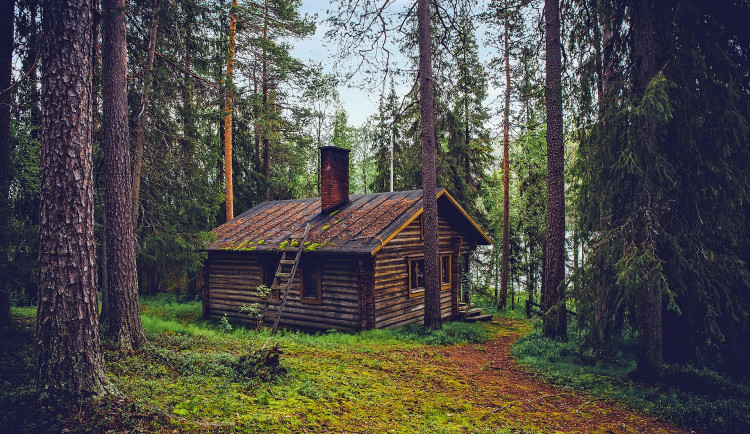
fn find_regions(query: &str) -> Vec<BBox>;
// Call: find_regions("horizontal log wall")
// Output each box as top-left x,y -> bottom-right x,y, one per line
372,215 -> 469,329
205,252 -> 360,332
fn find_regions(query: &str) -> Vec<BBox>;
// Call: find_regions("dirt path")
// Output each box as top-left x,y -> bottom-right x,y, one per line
432,317 -> 689,433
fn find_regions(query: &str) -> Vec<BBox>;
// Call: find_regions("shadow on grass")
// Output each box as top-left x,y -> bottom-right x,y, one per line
511,323 -> 750,433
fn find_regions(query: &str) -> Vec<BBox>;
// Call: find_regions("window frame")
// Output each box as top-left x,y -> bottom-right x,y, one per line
408,254 -> 451,297
260,259 -> 279,299
407,257 -> 426,297
440,254 -> 451,290
300,262 -> 323,305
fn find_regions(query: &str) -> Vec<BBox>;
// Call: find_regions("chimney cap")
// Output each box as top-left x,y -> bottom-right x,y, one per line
318,145 -> 351,152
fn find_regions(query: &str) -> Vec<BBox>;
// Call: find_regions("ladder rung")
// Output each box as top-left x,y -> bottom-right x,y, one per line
279,259 -> 295,265
276,272 -> 291,278
285,246 -> 300,252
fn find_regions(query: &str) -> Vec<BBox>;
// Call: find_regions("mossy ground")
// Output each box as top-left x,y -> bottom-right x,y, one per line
1,296 -> 684,433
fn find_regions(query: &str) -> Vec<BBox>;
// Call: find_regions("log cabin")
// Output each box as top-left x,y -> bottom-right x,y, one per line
202,146 -> 492,331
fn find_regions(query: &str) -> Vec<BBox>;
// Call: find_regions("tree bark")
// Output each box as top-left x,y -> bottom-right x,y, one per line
500,3 -> 511,311
631,0 -> 663,382
224,0 -> 237,220
131,2 -> 160,231
262,0 -> 271,201
101,0 -> 147,349
542,0 -> 567,339
0,0 -> 14,327
37,0 -> 115,397
417,0 -> 440,330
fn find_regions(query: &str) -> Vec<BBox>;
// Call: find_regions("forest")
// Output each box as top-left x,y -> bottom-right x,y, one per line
1,0 -> 749,432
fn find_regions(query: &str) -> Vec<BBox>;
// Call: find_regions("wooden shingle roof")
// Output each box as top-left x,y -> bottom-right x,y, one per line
206,188 -> 491,255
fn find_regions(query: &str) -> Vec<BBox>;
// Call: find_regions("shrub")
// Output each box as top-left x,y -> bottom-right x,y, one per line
393,322 -> 490,346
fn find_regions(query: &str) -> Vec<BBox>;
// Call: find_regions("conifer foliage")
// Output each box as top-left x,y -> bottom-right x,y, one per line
575,0 -> 750,375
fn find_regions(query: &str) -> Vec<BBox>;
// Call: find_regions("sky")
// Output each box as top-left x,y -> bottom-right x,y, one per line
289,0 -> 513,135
290,1 -> 406,127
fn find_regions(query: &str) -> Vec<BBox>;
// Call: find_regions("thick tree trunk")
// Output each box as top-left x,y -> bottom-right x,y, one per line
37,0 -> 115,397
631,0 -> 663,382
224,0 -> 237,220
0,0 -> 14,327
417,0 -> 440,330
101,0 -> 147,349
542,0 -> 567,339
131,3 -> 160,231
500,6 -> 511,311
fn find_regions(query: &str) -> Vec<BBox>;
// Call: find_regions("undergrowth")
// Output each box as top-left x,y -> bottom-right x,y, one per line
512,323 -> 750,433
2,295 -> 497,432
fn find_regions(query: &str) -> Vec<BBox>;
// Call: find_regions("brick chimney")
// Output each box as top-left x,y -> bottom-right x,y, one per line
320,146 -> 350,213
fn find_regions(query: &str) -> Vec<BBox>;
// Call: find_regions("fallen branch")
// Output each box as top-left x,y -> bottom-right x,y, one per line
576,398 -> 600,413
528,393 -> 568,403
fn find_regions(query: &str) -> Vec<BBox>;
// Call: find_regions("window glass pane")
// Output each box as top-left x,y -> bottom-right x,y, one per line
410,259 -> 425,290
303,266 -> 319,300
263,262 -> 276,288
441,256 -> 450,286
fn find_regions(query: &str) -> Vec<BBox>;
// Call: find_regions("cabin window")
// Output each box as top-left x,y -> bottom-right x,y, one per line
409,255 -> 450,295
408,258 -> 425,296
301,263 -> 322,304
260,259 -> 279,298
440,254 -> 451,290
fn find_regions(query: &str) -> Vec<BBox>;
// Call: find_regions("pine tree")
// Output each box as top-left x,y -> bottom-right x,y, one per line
224,0 -> 237,220
131,0 -> 160,231
418,0 -> 441,330
0,0 -> 14,326
37,0 -> 114,397
101,0 -> 147,349
542,0 -> 567,339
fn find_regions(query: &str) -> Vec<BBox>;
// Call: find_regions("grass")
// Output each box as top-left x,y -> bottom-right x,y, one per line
511,323 -> 750,433
2,295 -> 502,433
5,294 -> 740,432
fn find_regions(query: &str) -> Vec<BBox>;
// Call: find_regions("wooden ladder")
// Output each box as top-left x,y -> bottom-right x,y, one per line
257,223 -> 310,334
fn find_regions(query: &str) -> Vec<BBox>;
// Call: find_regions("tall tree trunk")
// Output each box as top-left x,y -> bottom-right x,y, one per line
131,2 -> 160,231
593,0 -> 614,350
217,117 -> 226,224
542,0 -> 567,339
0,0 -> 15,327
589,0 -> 604,106
262,0 -> 271,201
500,4 -> 511,311
101,0 -> 147,349
37,0 -> 114,397
224,0 -> 237,220
417,0 -> 440,330
631,0 -> 663,382
573,214 -> 578,294
95,0 -> 109,324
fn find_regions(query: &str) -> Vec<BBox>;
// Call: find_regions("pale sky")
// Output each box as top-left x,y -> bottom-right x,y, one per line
291,0 -> 405,127
290,0 -> 507,132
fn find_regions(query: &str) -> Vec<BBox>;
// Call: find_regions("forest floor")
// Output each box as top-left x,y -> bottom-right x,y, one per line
1,297 -> 689,433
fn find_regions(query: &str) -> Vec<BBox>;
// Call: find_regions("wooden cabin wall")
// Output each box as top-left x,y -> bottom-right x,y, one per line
205,252 -> 361,332
372,215 -> 470,329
